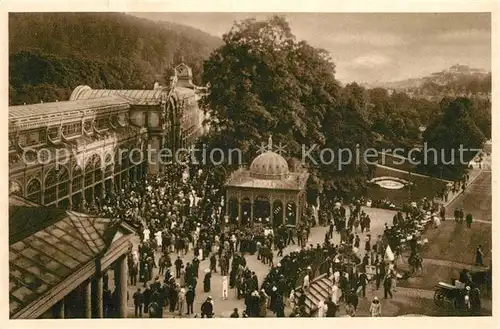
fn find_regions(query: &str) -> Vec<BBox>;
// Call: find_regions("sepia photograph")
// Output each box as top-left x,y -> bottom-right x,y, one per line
7,9 -> 492,320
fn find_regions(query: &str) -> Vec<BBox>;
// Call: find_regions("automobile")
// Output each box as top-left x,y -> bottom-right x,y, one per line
434,281 -> 468,310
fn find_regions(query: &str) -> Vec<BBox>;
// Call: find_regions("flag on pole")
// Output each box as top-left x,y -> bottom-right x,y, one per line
385,245 -> 395,261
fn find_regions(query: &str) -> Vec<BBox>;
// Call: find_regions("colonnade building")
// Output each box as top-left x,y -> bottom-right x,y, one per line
9,63 -> 208,211
9,63 -> 208,319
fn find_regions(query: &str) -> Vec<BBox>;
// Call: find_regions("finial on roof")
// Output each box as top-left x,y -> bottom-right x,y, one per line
268,134 -> 273,151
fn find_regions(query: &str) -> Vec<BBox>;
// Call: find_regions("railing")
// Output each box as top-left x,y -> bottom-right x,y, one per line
295,254 -> 365,292
294,254 -> 327,290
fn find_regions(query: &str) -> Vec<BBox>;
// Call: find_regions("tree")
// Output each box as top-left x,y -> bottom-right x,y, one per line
201,16 -> 373,197
421,97 -> 486,179
8,12 -> 221,105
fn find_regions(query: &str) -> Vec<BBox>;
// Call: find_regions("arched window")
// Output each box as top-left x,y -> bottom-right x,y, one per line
93,155 -> 102,183
72,165 -> 83,193
121,149 -> 130,169
114,150 -> 122,173
84,158 -> 94,187
57,166 -> 69,199
27,178 -> 42,204
44,169 -> 57,205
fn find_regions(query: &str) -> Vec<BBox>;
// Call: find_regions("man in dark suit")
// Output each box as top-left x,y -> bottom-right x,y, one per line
133,288 -> 144,317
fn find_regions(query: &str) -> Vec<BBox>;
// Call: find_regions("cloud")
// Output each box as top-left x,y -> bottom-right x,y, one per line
326,32 -> 407,47
435,29 -> 490,42
350,53 -> 392,68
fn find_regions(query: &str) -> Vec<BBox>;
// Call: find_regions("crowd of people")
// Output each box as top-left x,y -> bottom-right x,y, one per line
77,154 -> 486,317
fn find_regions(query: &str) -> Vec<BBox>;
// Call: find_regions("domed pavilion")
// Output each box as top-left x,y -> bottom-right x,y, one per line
224,136 -> 309,227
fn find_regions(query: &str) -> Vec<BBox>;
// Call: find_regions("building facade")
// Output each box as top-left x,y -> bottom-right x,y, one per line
224,138 -> 309,227
9,63 -> 208,211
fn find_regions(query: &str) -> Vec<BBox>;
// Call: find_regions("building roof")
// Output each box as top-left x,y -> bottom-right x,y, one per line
9,96 -> 130,121
250,150 -> 290,180
70,85 -> 167,105
71,85 -> 197,104
225,167 -> 309,191
173,86 -> 196,99
9,195 -> 121,317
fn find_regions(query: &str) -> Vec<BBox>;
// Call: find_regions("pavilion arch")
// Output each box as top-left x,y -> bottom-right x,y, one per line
93,154 -> 103,183
286,201 -> 297,226
72,165 -> 83,210
240,197 -> 252,226
253,195 -> 270,221
56,166 -> 70,209
228,196 -> 239,224
44,168 -> 58,205
272,200 -> 284,227
84,154 -> 102,204
85,157 -> 95,188
104,153 -> 114,180
26,178 -> 42,204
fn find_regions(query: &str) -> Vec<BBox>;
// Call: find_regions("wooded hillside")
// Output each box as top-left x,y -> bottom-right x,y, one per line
9,12 -> 221,105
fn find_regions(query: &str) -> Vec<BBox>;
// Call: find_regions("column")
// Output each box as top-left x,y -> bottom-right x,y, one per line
269,195 -> 274,224
296,202 -> 300,226
295,196 -> 300,225
68,173 -> 73,210
84,280 -> 92,318
225,196 -> 229,216
282,200 -> 286,225
237,197 -> 242,225
133,166 -> 137,183
93,276 -> 104,318
114,255 -> 128,318
101,179 -> 105,199
148,137 -> 161,175
110,177 -> 115,195
249,202 -> 254,224
53,298 -> 65,318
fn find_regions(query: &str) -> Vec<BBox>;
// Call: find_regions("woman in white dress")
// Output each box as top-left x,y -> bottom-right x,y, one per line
288,290 -> 296,309
331,283 -> 341,305
143,227 -> 151,242
222,276 -> 229,300
316,300 -> 326,317
302,273 -> 310,293
154,231 -> 163,249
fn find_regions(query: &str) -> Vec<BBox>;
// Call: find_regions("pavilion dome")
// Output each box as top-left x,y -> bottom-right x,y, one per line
250,150 -> 289,180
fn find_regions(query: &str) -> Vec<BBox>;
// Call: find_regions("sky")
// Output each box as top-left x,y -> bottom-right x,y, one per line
131,12 -> 491,84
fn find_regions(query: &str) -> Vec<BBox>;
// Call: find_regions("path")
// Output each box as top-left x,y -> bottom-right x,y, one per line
375,164 -> 451,182
445,170 -> 491,222
105,206 -> 396,317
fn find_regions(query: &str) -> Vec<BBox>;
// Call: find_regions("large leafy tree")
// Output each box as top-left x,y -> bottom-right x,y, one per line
421,97 -> 486,179
200,16 -> 373,198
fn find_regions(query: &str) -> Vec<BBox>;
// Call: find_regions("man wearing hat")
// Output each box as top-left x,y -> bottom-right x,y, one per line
175,256 -> 183,279
230,308 -> 240,318
201,297 -> 214,318
275,293 -> 285,317
204,268 -> 212,293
